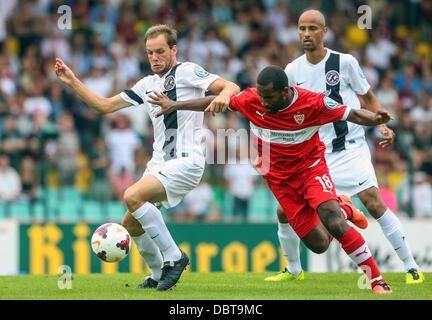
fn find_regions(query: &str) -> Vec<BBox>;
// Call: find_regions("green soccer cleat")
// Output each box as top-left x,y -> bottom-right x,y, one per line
264,269 -> 305,281
406,269 -> 425,284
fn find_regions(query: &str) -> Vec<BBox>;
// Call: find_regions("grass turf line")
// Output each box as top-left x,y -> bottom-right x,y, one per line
0,272 -> 430,300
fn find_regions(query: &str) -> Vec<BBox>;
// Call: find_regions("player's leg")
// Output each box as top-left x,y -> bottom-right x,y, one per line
121,177 -> 166,287
264,205 -> 303,281
306,161 -> 391,293
316,199 -> 391,293
266,194 -> 368,281
122,174 -> 188,290
358,186 -> 424,284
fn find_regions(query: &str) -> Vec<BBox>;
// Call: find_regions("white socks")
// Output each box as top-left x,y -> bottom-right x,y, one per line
131,202 -> 182,262
377,209 -> 420,272
132,233 -> 163,281
277,222 -> 303,276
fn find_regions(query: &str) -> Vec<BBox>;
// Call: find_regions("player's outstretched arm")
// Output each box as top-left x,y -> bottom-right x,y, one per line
205,78 -> 240,114
150,92 -> 217,118
346,108 -> 394,127
55,58 -> 131,114
360,89 -> 395,147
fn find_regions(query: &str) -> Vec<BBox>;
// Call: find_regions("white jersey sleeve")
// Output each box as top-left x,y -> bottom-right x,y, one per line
175,62 -> 220,92
344,54 -> 370,96
119,78 -> 147,106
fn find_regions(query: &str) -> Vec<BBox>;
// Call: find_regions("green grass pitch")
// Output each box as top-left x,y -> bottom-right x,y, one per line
1,272 -> 430,300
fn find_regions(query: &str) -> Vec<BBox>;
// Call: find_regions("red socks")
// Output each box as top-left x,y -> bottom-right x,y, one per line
337,227 -> 384,288
340,204 -> 353,220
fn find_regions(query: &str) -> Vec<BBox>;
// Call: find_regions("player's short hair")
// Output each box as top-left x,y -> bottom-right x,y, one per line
257,66 -> 289,92
144,24 -> 177,48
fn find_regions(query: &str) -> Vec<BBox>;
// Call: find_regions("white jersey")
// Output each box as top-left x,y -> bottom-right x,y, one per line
120,62 -> 220,169
285,48 -> 370,153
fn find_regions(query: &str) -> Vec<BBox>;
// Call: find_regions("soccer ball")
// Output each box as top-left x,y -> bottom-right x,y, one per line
91,223 -> 131,262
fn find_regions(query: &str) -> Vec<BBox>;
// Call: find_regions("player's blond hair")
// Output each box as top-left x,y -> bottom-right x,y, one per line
144,24 -> 177,48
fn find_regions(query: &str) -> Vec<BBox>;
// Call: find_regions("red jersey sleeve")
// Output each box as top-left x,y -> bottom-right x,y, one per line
228,90 -> 245,112
316,94 -> 351,125
228,88 -> 258,113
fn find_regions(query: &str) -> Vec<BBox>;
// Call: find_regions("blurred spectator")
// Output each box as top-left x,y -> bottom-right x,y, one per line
183,179 -> 221,222
105,114 -> 140,175
410,94 -> 432,126
89,137 -> 113,202
19,155 -> 39,203
211,0 -> 233,24
82,66 -> 114,97
177,29 -> 208,66
75,151 -> 93,196
223,148 -> 257,222
56,112 -> 80,187
116,11 -> 139,45
40,28 -> 71,63
0,1 -> 17,50
23,84 -> 52,118
395,64 -> 422,95
1,114 -> 27,170
0,153 -> 21,203
365,33 -> 397,74
412,172 -> 432,219
110,166 -> 135,201
375,76 -> 400,128
226,11 -> 250,52
91,11 -> 116,48
378,173 -> 398,213
47,82 -> 66,122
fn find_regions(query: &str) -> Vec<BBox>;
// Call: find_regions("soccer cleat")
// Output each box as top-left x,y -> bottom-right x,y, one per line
264,269 -> 305,281
135,275 -> 158,289
339,195 -> 368,229
156,249 -> 189,291
406,269 -> 425,284
372,280 -> 392,294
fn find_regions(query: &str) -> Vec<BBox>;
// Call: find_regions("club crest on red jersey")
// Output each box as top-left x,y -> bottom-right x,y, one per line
294,113 -> 305,124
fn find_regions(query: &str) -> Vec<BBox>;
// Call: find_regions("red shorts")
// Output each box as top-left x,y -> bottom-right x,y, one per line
267,158 -> 338,239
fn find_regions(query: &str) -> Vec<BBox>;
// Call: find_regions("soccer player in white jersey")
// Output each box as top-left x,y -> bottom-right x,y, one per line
264,9 -> 424,284
55,24 -> 240,291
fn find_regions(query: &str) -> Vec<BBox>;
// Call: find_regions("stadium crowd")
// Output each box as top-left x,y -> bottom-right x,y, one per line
0,0 -> 431,222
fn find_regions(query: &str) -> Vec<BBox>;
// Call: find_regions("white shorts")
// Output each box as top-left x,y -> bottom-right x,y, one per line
325,138 -> 379,197
143,156 -> 205,209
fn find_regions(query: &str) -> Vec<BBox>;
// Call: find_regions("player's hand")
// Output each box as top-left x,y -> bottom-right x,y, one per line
374,109 -> 393,125
378,124 -> 395,147
204,94 -> 230,116
54,58 -> 76,86
252,156 -> 261,174
148,92 -> 177,118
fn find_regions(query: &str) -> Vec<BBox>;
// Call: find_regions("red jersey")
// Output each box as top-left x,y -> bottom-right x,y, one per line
229,87 -> 351,182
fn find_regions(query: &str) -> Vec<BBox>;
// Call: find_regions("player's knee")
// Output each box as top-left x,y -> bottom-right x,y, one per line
363,198 -> 387,218
276,205 -> 289,223
359,188 -> 387,218
318,203 -> 347,238
123,187 -> 144,213
325,217 -> 346,238
307,238 -> 329,254
312,243 -> 328,254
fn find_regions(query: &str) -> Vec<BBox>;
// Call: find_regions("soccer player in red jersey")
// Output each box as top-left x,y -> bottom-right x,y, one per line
149,65 -> 393,294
